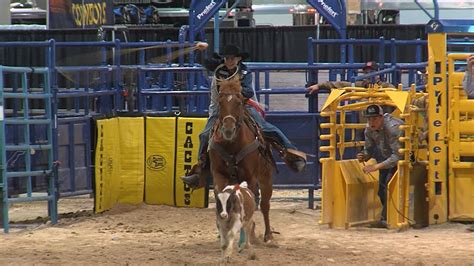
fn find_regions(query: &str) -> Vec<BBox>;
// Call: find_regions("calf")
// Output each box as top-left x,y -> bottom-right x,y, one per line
215,181 -> 256,261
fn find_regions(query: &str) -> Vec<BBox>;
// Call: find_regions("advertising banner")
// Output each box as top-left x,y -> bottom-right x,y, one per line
189,0 -> 226,33
307,0 -> 346,37
49,0 -> 113,29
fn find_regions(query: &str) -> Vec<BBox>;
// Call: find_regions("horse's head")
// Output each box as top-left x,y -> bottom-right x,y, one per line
217,78 -> 245,141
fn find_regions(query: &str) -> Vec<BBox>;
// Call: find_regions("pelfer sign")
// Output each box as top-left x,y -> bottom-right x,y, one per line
49,0 -> 113,29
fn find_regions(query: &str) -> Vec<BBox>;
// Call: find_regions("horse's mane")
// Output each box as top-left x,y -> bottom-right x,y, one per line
219,78 -> 242,95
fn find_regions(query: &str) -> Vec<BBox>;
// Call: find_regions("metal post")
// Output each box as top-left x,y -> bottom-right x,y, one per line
0,68 -> 4,230
214,13 -> 220,53
427,32 -> 448,224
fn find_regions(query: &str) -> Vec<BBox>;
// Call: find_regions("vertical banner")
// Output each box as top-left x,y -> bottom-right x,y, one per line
117,117 -> 145,205
175,117 -> 207,208
95,117 -> 144,213
49,0 -> 113,29
145,117 -> 176,205
95,118 -> 120,213
145,116 -> 208,208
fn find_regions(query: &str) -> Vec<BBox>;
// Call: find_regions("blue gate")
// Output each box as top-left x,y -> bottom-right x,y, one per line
0,66 -> 58,233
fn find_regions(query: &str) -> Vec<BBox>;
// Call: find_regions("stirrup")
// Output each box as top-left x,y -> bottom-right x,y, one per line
180,173 -> 200,188
283,148 -> 307,173
180,162 -> 208,190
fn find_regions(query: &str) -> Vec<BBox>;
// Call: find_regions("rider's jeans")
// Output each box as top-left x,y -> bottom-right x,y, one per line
198,115 -> 217,156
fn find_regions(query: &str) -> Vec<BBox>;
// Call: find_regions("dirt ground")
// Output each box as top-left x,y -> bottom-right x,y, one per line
1,190 -> 473,265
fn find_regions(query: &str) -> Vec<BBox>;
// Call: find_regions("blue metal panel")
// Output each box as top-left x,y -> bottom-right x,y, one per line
57,117 -> 92,196
265,112 -> 320,188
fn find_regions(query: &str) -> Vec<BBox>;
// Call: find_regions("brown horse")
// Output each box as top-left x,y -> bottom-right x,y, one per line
209,78 -> 275,243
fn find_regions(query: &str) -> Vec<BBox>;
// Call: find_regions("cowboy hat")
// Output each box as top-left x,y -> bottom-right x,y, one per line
221,44 -> 250,60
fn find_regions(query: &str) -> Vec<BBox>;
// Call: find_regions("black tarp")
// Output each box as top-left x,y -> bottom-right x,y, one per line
0,24 -> 427,67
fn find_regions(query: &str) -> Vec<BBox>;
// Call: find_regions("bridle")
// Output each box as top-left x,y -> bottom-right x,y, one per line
218,92 -> 244,130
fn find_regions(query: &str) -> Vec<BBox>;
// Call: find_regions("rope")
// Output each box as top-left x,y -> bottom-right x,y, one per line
214,64 -> 240,82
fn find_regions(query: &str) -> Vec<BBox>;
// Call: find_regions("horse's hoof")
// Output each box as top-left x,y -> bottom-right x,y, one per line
265,240 -> 279,248
264,235 -> 273,243
248,251 -> 258,260
238,243 -> 250,253
222,256 -> 231,263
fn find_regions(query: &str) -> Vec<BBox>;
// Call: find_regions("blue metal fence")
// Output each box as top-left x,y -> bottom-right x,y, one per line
0,66 -> 57,233
0,35 -> 438,219
308,37 -> 428,88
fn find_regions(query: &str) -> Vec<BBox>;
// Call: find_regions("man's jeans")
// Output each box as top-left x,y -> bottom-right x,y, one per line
378,167 -> 397,221
198,115 -> 217,156
246,106 -> 296,150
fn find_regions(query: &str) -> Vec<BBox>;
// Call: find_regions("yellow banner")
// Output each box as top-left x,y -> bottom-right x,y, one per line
117,117 -> 145,204
95,118 -> 120,213
145,117 -> 176,205
175,117 -> 208,207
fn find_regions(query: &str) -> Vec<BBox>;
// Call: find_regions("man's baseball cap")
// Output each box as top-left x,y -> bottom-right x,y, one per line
365,104 -> 384,117
362,61 -> 379,72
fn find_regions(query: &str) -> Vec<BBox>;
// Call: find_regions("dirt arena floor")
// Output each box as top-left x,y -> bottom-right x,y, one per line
1,190 -> 473,265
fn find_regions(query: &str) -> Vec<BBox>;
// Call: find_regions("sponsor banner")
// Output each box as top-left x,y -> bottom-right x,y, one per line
307,0 -> 346,35
145,116 -> 208,208
145,117 -> 176,206
189,0 -> 226,32
174,117 -> 207,208
95,118 -> 120,213
49,0 -> 113,29
94,117 -> 144,213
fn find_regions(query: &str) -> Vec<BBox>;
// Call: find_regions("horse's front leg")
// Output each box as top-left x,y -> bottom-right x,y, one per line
212,171 -> 228,193
239,166 -> 259,206
259,178 -> 273,243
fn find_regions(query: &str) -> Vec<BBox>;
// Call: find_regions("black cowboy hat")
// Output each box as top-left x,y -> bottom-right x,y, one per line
221,44 -> 250,60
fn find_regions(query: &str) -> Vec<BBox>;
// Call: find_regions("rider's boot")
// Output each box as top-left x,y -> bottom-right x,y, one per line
283,148 -> 307,173
180,159 -> 208,190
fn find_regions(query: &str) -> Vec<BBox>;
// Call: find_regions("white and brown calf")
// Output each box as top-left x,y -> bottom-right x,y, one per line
215,181 -> 256,260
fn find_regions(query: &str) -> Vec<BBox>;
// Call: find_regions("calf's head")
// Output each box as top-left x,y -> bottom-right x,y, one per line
215,186 -> 238,220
